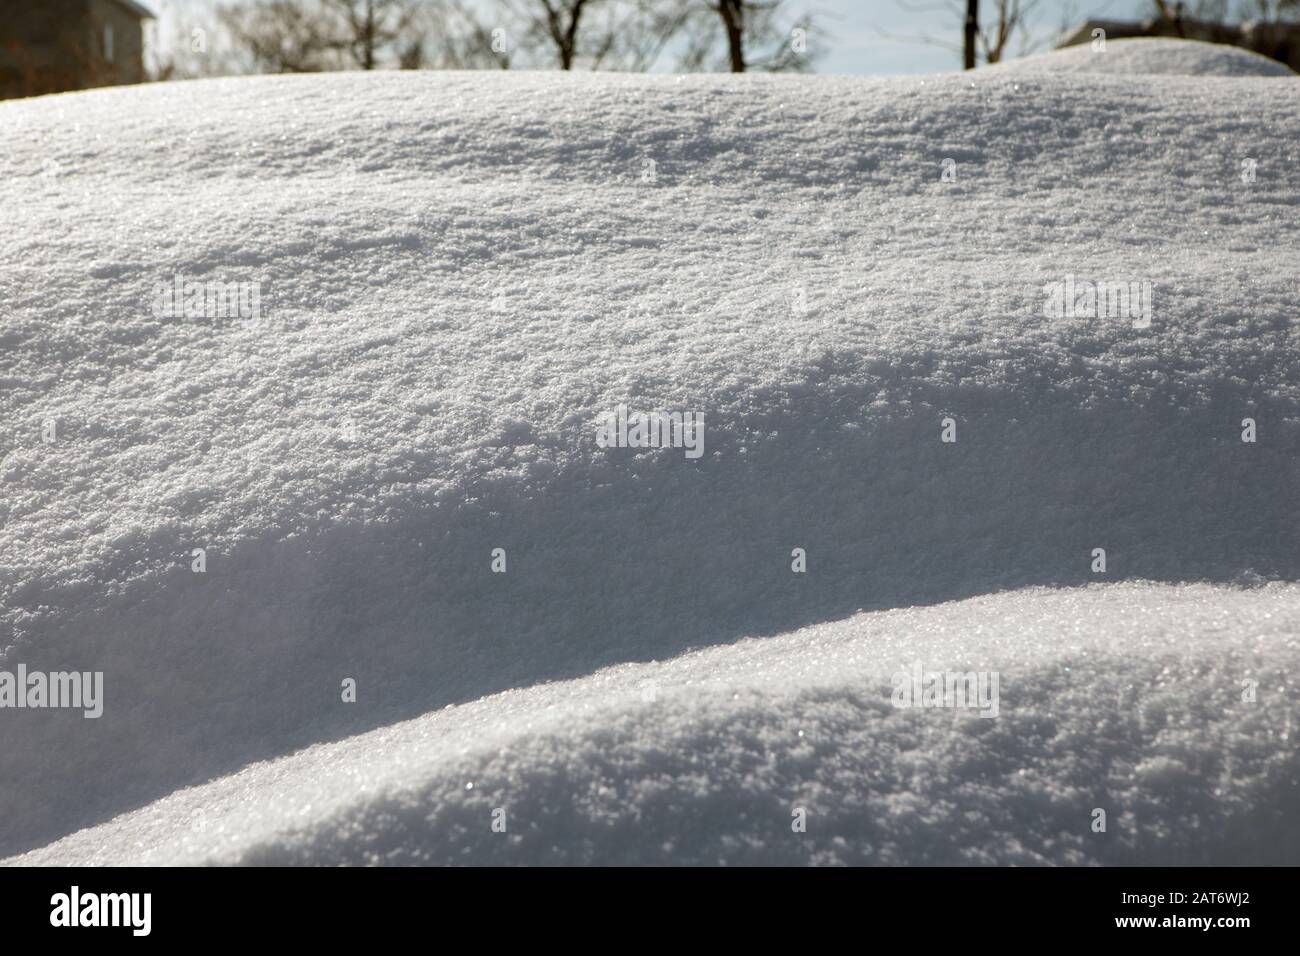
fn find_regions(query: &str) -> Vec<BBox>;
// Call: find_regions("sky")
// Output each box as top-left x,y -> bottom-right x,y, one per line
144,0 -> 1167,76
810,0 -> 1151,74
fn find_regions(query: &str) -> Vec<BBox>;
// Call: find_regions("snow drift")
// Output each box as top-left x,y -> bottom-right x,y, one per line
11,584 -> 1300,866
1,46 -> 1298,862
993,37 -> 1296,76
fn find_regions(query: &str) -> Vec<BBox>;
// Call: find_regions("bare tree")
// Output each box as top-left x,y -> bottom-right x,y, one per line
978,0 -> 1038,64
217,0 -> 806,73
324,0 -> 420,69
501,0 -> 699,71
715,0 -> 747,71
506,0 -> 611,70
218,0 -> 342,72
1150,0 -> 1190,35
419,0 -> 513,68
219,0 -> 425,72
883,0 -> 1040,70
700,0 -> 817,72
964,0 -> 977,68
612,0 -> 700,71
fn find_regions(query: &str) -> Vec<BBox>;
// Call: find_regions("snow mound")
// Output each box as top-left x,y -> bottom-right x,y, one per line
1,70 -> 1298,860
993,37 -> 1295,77
11,584 -> 1300,866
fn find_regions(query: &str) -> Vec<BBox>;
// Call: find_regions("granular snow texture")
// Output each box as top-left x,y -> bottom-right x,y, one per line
1,50 -> 1298,861
9,584 -> 1300,866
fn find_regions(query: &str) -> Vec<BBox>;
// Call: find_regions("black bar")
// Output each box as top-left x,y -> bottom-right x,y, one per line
0,866 -> 1288,942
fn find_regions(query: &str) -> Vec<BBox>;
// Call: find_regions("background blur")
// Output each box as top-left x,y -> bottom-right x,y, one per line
0,0 -> 1297,99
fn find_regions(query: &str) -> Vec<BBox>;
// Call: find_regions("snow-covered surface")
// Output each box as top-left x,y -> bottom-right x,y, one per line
994,37 -> 1295,76
2,46 -> 1298,864
10,584 -> 1300,866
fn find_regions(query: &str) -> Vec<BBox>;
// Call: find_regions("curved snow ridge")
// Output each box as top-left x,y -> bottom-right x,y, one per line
990,37 -> 1296,77
1,70 -> 1299,856
1,344 -> 1295,857
9,583 -> 1298,867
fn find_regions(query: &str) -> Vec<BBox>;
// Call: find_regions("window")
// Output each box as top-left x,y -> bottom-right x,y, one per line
103,23 -> 115,63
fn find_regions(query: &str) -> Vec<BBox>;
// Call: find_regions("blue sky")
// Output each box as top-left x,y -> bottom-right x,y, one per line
810,0 -> 1150,74
147,0 -> 1161,75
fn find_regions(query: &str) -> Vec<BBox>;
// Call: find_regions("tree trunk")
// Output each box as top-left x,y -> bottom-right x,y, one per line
363,0 -> 376,69
964,0 -> 978,70
561,2 -> 582,70
719,0 -> 746,73
546,0 -> 585,71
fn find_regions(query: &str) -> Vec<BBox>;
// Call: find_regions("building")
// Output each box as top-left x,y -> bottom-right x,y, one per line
1058,16 -> 1300,73
0,0 -> 154,100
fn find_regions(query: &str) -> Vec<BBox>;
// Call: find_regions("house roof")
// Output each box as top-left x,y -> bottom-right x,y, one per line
106,0 -> 156,20
1056,17 -> 1266,49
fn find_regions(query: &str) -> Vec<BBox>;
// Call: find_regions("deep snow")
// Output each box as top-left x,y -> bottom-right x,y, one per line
1,43 -> 1298,862
10,584 -> 1300,866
